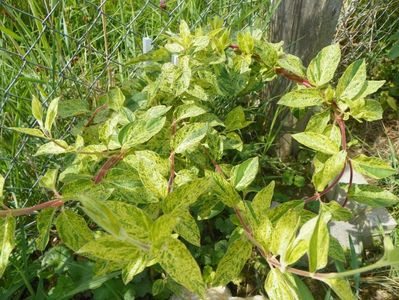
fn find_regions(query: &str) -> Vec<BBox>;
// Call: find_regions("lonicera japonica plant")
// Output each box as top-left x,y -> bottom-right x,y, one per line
1,19 -> 398,299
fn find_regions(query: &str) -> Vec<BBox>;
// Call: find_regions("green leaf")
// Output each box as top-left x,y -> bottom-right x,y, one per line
174,104 -> 207,122
321,201 -> 352,221
267,200 -> 305,224
35,140 -> 68,156
193,35 -> 210,52
277,54 -> 306,78
323,124 -> 341,148
36,208 -> 56,251
32,95 -> 43,128
329,236 -> 346,263
352,155 -> 396,179
278,88 -> 324,108
382,235 -> 399,265
175,211 -> 201,246
56,209 -> 94,251
163,178 -> 212,213
120,116 -> 166,150
230,157 -> 259,191
78,195 -> 122,236
283,215 -> 318,266
264,268 -> 301,300
213,235 -> 252,286
321,278 -> 356,300
237,31 -> 254,54
158,237 -> 206,298
307,44 -> 341,86
122,254 -> 148,284
102,87 -> 125,111
211,172 -> 241,207
39,168 -> 58,191
312,151 -> 347,191
150,214 -> 179,247
305,109 -> 331,133
354,80 -> 385,99
78,235 -> 143,262
336,60 -> 366,100
165,43 -> 184,53
106,201 -> 152,243
270,209 -> 301,259
125,48 -> 170,65
308,212 -> 331,272
292,132 -> 339,154
252,216 -> 273,251
224,106 -> 252,131
9,127 -> 46,138
293,276 -> 315,300
45,97 -> 59,132
252,181 -> 275,219
348,184 -> 399,207
187,84 -> 208,101
137,158 -> 168,199
145,105 -> 172,119
179,20 -> 191,39
0,215 -> 16,278
388,43 -> 399,59
174,123 -> 208,153
58,99 -> 90,118
223,132 -> 243,151
125,151 -> 169,177
349,99 -> 383,122
176,56 -> 191,95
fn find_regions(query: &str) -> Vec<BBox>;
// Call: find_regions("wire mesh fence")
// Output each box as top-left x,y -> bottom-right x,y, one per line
334,0 -> 399,71
0,0 -> 274,204
0,0 -> 398,205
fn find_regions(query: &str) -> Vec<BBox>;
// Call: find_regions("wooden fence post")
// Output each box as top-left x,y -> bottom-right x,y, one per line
269,0 -> 342,159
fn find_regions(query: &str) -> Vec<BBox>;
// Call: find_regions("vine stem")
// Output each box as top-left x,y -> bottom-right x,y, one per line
0,199 -> 64,218
207,151 -> 330,280
275,68 -> 313,87
276,69 -> 350,205
93,151 -> 125,184
84,104 -> 108,128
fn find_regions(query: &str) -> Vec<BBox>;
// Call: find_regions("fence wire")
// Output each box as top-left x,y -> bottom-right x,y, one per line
0,0 -> 398,205
334,0 -> 399,71
0,0 -> 273,203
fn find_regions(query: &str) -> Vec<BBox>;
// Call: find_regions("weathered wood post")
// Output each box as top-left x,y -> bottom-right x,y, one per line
269,0 -> 342,159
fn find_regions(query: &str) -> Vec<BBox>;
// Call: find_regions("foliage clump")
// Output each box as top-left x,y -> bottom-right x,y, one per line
1,20 -> 398,299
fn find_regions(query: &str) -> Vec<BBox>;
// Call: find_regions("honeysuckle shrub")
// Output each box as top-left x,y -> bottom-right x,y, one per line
2,19 -> 399,299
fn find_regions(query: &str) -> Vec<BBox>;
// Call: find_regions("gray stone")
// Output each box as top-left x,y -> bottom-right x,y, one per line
327,164 -> 397,253
329,220 -> 363,254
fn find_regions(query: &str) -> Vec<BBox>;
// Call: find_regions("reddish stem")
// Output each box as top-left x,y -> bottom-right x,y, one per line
0,199 -> 64,218
303,115 -> 348,204
275,68 -> 313,88
93,152 -> 124,184
304,166 -> 346,203
342,160 -> 353,207
84,104 -> 108,128
336,116 -> 347,150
